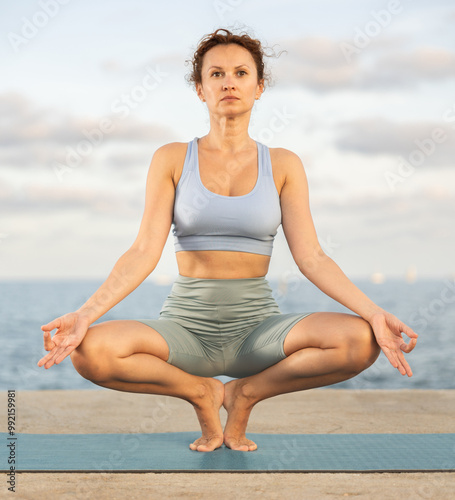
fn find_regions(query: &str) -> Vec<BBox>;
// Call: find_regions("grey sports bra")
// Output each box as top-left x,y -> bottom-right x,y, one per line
172,137 -> 281,256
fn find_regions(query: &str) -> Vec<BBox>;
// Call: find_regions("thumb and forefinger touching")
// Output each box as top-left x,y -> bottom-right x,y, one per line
375,316 -> 418,377
38,320 -> 70,369
38,338 -> 72,369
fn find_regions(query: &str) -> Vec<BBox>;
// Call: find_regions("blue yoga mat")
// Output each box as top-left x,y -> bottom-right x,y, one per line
2,433 -> 454,472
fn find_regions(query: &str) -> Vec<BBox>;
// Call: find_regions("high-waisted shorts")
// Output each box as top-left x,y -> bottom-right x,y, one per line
136,275 -> 314,378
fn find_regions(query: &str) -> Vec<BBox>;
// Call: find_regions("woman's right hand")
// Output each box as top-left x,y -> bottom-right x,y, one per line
37,312 -> 91,369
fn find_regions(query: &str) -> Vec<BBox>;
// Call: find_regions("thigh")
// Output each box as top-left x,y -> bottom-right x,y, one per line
282,312 -> 373,356
224,312 -> 314,378
80,320 -> 170,361
135,319 -> 220,377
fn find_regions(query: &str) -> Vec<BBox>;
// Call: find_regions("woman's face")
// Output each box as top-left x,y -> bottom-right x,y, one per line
196,43 -> 264,116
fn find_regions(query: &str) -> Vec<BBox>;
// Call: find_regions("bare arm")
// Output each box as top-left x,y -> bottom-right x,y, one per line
38,143 -> 182,368
279,149 -> 384,321
279,149 -> 418,375
74,144 -> 178,325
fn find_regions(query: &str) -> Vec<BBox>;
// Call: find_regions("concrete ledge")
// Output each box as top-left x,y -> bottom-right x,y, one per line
3,389 -> 455,499
11,389 -> 455,434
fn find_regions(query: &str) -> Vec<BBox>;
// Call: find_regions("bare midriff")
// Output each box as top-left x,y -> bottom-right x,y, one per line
176,250 -> 271,279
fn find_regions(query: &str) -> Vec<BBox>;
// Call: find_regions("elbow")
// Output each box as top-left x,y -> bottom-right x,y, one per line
126,244 -> 161,273
296,247 -> 331,277
131,233 -> 166,264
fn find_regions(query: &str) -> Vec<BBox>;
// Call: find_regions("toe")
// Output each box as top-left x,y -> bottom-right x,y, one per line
225,437 -> 257,451
189,438 -> 203,451
231,443 -> 248,451
190,437 -> 222,452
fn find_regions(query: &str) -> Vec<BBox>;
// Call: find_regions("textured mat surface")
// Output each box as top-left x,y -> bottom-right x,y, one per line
2,432 -> 455,472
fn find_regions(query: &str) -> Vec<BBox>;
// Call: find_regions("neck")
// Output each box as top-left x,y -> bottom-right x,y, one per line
203,110 -> 254,152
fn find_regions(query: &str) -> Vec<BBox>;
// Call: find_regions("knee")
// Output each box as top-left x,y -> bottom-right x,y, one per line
345,318 -> 380,374
70,326 -> 111,383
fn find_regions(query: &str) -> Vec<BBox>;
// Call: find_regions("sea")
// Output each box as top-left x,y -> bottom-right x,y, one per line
1,277 -> 454,391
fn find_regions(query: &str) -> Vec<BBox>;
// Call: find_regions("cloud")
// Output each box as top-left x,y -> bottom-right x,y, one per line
0,92 -> 173,147
311,187 -> 455,250
99,52 -> 188,87
0,175 -> 144,217
333,117 -> 455,166
273,36 -> 358,91
360,47 -> 455,88
272,35 -> 455,92
0,92 -> 175,168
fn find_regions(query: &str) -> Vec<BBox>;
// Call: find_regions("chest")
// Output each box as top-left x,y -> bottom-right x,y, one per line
197,149 -> 259,197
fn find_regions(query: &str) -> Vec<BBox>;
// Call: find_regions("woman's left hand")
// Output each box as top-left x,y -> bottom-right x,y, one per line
368,311 -> 418,377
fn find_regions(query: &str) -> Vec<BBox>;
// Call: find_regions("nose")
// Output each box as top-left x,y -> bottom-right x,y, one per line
222,76 -> 235,91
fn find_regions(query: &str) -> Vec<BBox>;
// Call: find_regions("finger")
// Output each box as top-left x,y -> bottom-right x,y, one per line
44,350 -> 62,369
43,331 -> 55,351
37,350 -> 55,368
381,347 -> 400,371
395,352 -> 410,376
383,347 -> 407,376
41,318 -> 61,332
38,347 -> 61,368
396,351 -> 413,377
38,344 -> 65,369
390,346 -> 413,377
54,346 -> 75,365
45,335 -> 75,368
396,359 -> 407,376
400,323 -> 419,339
400,337 -> 418,353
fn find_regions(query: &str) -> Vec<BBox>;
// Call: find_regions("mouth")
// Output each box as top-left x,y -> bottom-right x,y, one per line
221,96 -> 239,101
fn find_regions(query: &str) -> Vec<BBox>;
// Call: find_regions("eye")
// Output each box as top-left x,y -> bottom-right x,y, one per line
211,71 -> 222,77
238,70 -> 247,76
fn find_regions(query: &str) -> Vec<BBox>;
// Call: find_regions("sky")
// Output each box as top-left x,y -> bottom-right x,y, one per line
1,0 -> 454,282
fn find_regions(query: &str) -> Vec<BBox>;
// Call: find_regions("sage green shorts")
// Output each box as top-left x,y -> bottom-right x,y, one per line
136,274 -> 314,378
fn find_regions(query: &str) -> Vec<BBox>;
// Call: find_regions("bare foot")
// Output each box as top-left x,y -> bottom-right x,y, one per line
189,378 -> 225,452
223,379 -> 257,451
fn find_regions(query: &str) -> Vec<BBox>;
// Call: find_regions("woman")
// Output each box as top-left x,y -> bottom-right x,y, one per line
38,28 -> 418,453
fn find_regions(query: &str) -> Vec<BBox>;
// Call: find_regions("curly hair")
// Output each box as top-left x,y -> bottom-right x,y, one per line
185,28 -> 280,90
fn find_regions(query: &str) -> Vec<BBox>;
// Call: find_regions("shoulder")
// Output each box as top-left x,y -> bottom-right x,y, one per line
269,147 -> 303,168
268,147 -> 307,194
149,142 -> 189,185
153,141 -> 188,163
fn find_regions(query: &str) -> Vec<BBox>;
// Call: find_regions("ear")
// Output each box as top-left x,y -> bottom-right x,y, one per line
255,79 -> 265,100
196,82 -> 206,102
